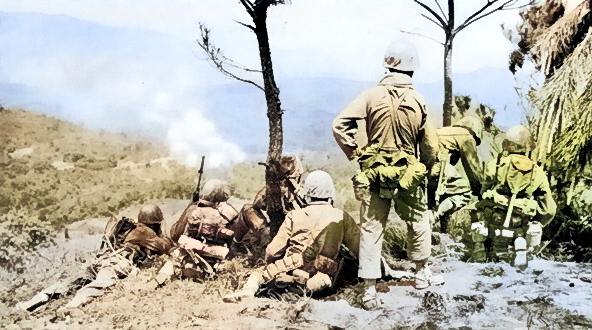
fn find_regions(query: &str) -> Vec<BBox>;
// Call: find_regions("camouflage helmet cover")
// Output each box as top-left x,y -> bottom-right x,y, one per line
502,125 -> 533,153
138,204 -> 164,224
303,170 -> 336,199
383,39 -> 419,72
200,179 -> 231,203
280,154 -> 304,181
454,115 -> 484,146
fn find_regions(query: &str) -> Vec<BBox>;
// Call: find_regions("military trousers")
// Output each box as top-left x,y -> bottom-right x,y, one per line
358,186 -> 431,279
230,204 -> 268,242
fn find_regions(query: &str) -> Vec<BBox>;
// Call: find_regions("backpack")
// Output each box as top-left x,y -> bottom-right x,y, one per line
101,216 -> 137,251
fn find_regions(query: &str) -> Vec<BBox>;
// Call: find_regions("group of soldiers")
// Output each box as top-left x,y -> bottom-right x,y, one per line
18,39 -> 557,313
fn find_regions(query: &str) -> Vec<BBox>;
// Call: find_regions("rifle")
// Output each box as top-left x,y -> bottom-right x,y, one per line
258,160 -> 306,209
191,156 -> 206,204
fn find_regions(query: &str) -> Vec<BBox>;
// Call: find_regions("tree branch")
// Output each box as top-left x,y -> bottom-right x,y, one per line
239,0 -> 255,17
233,19 -> 256,32
455,0 -> 535,34
413,0 -> 447,28
421,13 -> 444,29
400,30 -> 444,45
433,0 -> 448,19
197,23 -> 264,91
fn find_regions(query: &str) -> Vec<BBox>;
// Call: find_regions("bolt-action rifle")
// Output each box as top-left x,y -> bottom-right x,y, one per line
191,156 -> 206,204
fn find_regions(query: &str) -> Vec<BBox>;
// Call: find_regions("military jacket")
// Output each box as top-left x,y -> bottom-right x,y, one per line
332,72 -> 438,169
265,202 -> 359,265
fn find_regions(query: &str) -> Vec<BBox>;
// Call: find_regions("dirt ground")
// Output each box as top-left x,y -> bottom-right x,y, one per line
2,202 -> 592,330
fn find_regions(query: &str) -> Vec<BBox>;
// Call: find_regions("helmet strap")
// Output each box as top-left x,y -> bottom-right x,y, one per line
387,67 -> 413,77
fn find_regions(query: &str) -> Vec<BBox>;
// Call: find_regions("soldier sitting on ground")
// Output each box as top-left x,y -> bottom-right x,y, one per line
229,154 -> 305,255
17,205 -> 173,312
222,170 -> 359,302
146,179 -> 238,287
469,125 -> 556,269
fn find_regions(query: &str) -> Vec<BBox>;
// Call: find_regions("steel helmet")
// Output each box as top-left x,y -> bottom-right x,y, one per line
303,170 -> 336,199
280,154 -> 304,182
502,125 -> 533,153
383,40 -> 419,72
138,205 -> 164,224
454,116 -> 484,146
200,179 -> 230,203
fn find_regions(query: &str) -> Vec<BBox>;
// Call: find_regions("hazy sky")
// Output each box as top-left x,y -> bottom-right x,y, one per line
0,0 -> 532,166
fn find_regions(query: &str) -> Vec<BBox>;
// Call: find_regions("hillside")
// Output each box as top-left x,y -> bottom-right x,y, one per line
0,108 -> 208,273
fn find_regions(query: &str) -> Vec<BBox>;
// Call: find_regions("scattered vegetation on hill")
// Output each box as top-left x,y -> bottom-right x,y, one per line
0,109 -> 198,271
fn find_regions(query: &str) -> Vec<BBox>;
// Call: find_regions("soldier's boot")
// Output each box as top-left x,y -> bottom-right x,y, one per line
222,270 -> 263,303
414,260 -> 444,290
17,282 -> 69,312
469,222 -> 488,263
17,292 -> 51,312
361,282 -> 382,310
513,237 -> 528,271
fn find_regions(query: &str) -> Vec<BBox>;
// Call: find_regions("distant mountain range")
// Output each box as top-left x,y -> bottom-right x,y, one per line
0,11 -> 521,156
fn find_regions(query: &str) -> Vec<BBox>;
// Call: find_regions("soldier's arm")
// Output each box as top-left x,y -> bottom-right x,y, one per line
341,212 -> 360,260
332,92 -> 369,160
125,226 -> 174,255
534,169 -> 557,226
418,118 -> 439,171
458,137 -> 484,196
265,211 -> 293,262
252,187 -> 267,212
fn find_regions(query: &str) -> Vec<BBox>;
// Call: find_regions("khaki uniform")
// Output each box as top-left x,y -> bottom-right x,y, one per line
332,72 -> 438,279
19,223 -> 171,311
157,200 -> 238,283
261,201 -> 359,291
231,179 -> 304,243
471,154 -> 556,259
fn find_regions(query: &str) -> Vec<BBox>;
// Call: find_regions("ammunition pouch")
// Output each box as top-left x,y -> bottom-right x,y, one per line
178,235 -> 230,260
188,223 -> 234,246
262,254 -> 304,282
354,146 -> 427,200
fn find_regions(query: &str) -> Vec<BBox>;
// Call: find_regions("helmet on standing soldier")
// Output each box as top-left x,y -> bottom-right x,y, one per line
454,116 -> 484,146
138,205 -> 164,224
303,170 -> 336,200
502,125 -> 533,154
383,39 -> 419,72
200,179 -> 231,203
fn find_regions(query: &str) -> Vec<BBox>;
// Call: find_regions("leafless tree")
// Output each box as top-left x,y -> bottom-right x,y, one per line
198,0 -> 288,236
409,0 -> 535,126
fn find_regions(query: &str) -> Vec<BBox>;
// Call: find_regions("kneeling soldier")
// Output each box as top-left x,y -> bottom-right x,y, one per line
470,125 -> 556,269
223,170 -> 359,302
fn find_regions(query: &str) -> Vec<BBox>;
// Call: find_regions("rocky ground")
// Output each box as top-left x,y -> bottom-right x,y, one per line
1,201 -> 592,330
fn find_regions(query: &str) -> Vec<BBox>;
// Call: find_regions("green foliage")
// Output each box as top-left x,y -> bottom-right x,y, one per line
0,209 -> 53,273
479,265 -> 505,277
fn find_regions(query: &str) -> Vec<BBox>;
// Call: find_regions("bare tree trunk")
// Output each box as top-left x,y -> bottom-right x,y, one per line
253,7 -> 284,237
443,37 -> 454,127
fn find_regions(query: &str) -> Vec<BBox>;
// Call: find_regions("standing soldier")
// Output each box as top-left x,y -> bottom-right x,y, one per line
147,179 -> 239,287
430,116 -> 484,232
332,40 -> 442,309
229,155 -> 305,254
222,170 -> 359,302
469,125 -> 556,268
